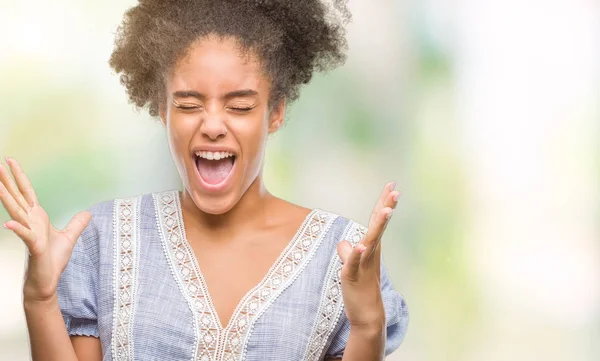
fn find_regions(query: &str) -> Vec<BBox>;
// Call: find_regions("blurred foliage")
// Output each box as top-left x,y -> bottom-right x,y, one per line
1,1 -> 598,361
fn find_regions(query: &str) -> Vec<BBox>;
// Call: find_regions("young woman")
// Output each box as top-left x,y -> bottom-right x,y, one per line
0,1 -> 408,360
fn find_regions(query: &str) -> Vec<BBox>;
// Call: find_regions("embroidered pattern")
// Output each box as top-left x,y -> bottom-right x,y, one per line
111,196 -> 141,361
236,209 -> 336,361
153,191 -> 220,361
302,220 -> 367,361
153,190 -> 336,361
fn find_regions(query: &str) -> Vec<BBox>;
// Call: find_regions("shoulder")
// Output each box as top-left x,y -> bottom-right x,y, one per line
315,209 -> 368,247
85,189 -> 176,223
79,190 -> 172,244
84,198 -> 114,230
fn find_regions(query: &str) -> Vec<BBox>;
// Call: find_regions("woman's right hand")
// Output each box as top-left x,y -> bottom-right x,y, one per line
0,157 -> 91,303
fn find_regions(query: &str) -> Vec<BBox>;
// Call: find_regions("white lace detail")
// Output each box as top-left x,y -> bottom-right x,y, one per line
302,220 -> 367,361
153,191 -> 220,361
111,196 -> 141,361
237,209 -> 337,361
153,190 -> 336,361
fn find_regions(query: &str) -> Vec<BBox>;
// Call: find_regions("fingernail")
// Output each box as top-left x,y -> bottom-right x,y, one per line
393,191 -> 401,202
389,182 -> 396,191
4,157 -> 10,164
3,223 -> 8,229
386,210 -> 394,220
358,244 -> 367,253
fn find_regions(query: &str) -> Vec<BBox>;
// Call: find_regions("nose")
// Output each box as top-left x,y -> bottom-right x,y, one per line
200,111 -> 227,140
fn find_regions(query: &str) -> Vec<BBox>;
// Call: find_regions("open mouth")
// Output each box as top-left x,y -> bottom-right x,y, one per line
194,151 -> 236,185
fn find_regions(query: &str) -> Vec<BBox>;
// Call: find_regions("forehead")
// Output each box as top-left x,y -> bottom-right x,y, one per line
168,36 -> 267,93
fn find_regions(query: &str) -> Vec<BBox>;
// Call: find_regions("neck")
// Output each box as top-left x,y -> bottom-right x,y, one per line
179,173 -> 276,238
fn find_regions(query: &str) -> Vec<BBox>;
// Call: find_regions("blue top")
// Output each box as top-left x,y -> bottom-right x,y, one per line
57,189 -> 408,361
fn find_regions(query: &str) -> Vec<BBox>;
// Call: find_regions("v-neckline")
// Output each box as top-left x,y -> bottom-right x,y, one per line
154,189 -> 337,359
173,190 -> 318,331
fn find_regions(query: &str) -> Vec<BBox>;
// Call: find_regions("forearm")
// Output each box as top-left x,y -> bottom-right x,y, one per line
341,322 -> 386,361
24,294 -> 78,361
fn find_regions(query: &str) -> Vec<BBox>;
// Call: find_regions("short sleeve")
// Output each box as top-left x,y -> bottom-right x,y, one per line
325,255 -> 409,358
56,207 -> 101,338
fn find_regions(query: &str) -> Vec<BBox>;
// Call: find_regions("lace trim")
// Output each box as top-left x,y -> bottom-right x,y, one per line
153,191 -> 220,361
111,196 -> 141,361
237,209 -> 337,361
154,190 -> 336,361
302,220 -> 367,361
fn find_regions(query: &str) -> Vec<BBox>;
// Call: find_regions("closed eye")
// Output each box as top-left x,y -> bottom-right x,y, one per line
172,99 -> 201,111
229,106 -> 254,112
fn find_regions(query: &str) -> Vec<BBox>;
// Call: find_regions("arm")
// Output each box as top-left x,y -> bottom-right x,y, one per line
340,324 -> 386,361
24,296 -> 101,361
0,158 -> 97,361
324,325 -> 387,361
71,336 -> 102,361
323,324 -> 385,360
24,295 -> 79,361
324,259 -> 409,360
331,182 -> 406,361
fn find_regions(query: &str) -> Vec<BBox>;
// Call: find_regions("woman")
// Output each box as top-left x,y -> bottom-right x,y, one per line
1,0 -> 408,360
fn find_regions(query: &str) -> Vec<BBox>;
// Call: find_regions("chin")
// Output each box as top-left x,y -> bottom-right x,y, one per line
185,181 -> 241,216
179,149 -> 260,216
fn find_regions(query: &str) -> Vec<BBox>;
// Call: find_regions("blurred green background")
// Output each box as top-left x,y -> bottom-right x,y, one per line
1,0 -> 598,360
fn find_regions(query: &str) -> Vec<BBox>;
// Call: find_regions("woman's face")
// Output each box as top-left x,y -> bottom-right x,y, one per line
160,35 -> 284,215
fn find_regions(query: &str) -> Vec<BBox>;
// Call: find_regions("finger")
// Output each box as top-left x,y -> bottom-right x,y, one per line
62,211 -> 91,245
384,190 -> 401,210
336,239 -> 353,264
0,179 -> 30,226
5,157 -> 38,208
4,220 -> 37,252
344,242 -> 367,281
370,181 -> 396,227
0,163 -> 31,212
371,191 -> 401,254
367,206 -> 395,262
362,206 -> 394,251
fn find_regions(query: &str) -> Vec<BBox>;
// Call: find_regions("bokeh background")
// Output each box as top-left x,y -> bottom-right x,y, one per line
1,0 -> 599,360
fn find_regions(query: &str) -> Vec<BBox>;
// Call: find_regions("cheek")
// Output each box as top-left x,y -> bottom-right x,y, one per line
234,115 -> 269,156
167,115 -> 196,159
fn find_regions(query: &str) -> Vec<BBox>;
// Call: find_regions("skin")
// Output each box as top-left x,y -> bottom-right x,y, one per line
1,35 -> 401,361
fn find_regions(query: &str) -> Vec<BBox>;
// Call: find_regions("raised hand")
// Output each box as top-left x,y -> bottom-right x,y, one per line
336,181 -> 400,329
0,157 -> 91,302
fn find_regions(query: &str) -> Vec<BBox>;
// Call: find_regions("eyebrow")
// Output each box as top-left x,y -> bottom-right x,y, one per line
172,89 -> 259,100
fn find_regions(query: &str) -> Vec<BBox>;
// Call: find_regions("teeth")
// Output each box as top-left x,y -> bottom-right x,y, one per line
195,151 -> 234,160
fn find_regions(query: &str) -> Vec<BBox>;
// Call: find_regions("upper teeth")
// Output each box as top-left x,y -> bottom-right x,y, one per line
195,151 -> 235,160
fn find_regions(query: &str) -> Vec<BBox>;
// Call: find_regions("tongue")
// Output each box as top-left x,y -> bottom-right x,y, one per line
196,157 -> 234,185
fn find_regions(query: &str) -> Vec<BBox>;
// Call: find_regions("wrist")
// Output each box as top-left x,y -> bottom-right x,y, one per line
23,292 -> 59,312
350,318 -> 386,339
349,304 -> 386,333
346,321 -> 386,361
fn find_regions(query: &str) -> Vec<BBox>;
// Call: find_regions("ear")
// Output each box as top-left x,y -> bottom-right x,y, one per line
267,98 -> 286,134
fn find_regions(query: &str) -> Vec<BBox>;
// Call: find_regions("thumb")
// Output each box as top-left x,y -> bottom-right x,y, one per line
63,211 -> 92,245
336,240 -> 353,264
337,240 -> 365,281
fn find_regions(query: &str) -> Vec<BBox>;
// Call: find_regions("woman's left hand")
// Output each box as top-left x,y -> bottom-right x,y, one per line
336,182 -> 400,331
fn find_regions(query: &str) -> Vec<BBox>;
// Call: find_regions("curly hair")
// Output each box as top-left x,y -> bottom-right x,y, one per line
109,0 -> 351,117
